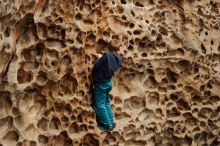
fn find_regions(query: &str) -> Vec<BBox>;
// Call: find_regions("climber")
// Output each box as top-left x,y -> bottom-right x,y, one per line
91,51 -> 122,131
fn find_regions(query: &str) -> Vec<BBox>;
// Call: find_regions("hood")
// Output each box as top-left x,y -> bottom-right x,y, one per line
105,52 -> 122,73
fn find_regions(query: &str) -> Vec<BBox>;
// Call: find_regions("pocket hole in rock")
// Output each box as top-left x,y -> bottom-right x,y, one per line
49,117 -> 61,130
38,135 -> 48,144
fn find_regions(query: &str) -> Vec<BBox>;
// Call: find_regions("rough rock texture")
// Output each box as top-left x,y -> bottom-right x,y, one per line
0,0 -> 220,146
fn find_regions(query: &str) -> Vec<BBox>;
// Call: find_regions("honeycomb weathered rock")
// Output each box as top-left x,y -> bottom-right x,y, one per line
0,0 -> 220,145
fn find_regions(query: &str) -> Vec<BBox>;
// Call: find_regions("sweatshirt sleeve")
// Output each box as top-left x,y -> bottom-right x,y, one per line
94,53 -> 107,69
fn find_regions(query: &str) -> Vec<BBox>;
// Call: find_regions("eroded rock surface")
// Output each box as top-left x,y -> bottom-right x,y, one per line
0,0 -> 220,145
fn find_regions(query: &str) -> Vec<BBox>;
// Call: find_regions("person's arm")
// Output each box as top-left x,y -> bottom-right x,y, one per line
97,53 -> 102,58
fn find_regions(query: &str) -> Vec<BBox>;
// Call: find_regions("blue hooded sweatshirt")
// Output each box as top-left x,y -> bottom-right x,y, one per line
92,52 -> 122,83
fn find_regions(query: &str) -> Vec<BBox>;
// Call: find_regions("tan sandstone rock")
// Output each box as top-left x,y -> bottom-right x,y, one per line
0,0 -> 220,145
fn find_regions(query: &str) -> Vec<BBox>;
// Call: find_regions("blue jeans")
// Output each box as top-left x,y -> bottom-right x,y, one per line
92,80 -> 114,130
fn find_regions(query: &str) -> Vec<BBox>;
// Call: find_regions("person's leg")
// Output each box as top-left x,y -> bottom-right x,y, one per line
105,81 -> 115,129
105,93 -> 115,128
92,86 -> 112,130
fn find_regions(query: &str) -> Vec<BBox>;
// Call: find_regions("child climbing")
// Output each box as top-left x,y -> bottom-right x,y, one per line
91,51 -> 122,131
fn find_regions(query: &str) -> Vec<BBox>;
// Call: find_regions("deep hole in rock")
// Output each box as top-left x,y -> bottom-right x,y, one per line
47,24 -> 59,36
159,26 -> 168,36
44,39 -> 66,49
52,131 -> 73,146
209,96 -> 220,103
193,63 -> 199,73
133,30 -> 141,35
177,59 -> 190,71
96,39 -> 108,52
37,118 -> 49,131
207,81 -> 213,89
147,69 -> 154,75
58,75 -> 77,95
61,55 -> 72,65
11,107 -> 19,116
167,107 -> 181,118
87,33 -> 96,42
16,13 -> 34,33
122,15 -> 127,20
17,68 -> 33,84
166,69 -> 178,83
30,141 -> 36,146
55,17 -> 63,23
33,43 -> 44,57
37,22 -> 47,39
37,71 -> 47,83
144,76 -> 158,88
184,85 -> 194,93
148,93 -> 159,108
61,116 -> 69,123
3,131 -> 19,142
167,85 -> 176,90
120,0 -> 126,4
116,6 -> 124,14
128,45 -> 133,50
69,122 -> 78,133
65,104 -> 72,113
192,94 -> 202,102
84,19 -> 94,25
130,10 -> 135,17
156,34 -> 162,42
170,93 -> 179,101
54,102 -> 63,112
201,43 -> 206,54
60,29 -> 65,39
0,91 -> 12,112
194,131 -> 210,142
4,27 -> 10,37
75,13 -> 82,21
135,1 -> 144,7
211,40 -> 214,45
141,52 -> 147,57
176,48 -> 185,56
129,23 -> 135,28
21,49 -> 33,60
139,41 -> 145,48
49,117 -> 61,130
198,108 -> 212,118
0,116 -> 13,130
83,133 -> 99,146
76,35 -> 83,44
104,133 -> 117,144
176,99 -> 191,110
79,124 -> 88,132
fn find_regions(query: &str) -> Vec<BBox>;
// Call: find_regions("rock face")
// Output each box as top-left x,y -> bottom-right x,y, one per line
0,0 -> 220,145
